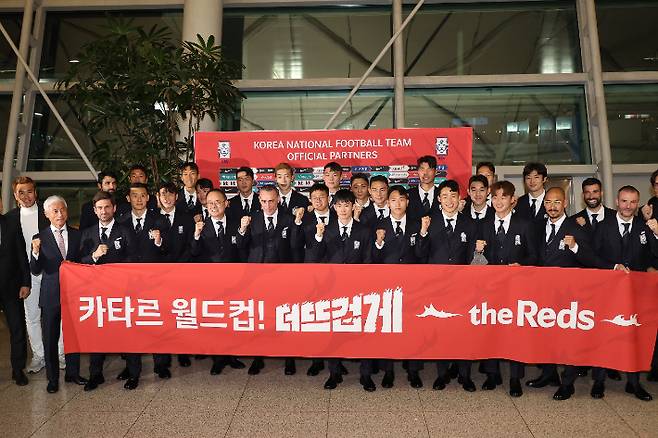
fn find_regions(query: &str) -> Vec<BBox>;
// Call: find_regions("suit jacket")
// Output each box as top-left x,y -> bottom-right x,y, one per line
117,210 -> 168,263
291,210 -> 337,262
227,193 -> 261,219
536,216 -> 597,268
79,221 -> 136,264
479,214 -> 538,266
237,210 -> 294,263
307,219 -> 372,264
515,194 -> 548,226
79,200 -> 97,231
358,204 -> 389,231
592,215 -> 658,271
29,225 -> 81,308
0,214 -> 31,297
190,216 -> 242,263
573,206 -> 617,239
416,212 -> 477,265
407,186 -> 440,221
372,217 -> 422,264
161,210 -> 195,263
278,190 -> 310,216
176,188 -> 202,216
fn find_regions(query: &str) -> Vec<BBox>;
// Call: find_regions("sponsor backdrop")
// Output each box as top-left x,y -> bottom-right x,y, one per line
194,128 -> 473,196
61,262 -> 658,372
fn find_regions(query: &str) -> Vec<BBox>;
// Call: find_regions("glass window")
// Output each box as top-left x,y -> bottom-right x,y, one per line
404,1 -> 581,76
597,1 -> 658,72
228,90 -> 393,131
222,7 -> 392,80
606,84 -> 658,164
0,13 -> 22,80
40,10 -> 183,80
405,86 -> 590,165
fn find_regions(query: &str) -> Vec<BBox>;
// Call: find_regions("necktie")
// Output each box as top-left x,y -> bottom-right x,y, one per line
318,216 -> 327,224
203,208 -> 208,220
55,229 -> 66,259
378,209 -> 385,220
135,217 -> 143,233
341,226 -> 348,241
474,211 -> 481,220
243,199 -> 250,214
622,222 -> 630,238
446,218 -> 454,234
591,213 -> 598,230
281,197 -> 288,210
267,216 -> 274,232
547,223 -> 556,245
216,220 -> 224,238
187,196 -> 194,209
395,221 -> 403,237
422,192 -> 430,211
531,198 -> 537,216
164,213 -> 171,226
100,227 -> 108,243
496,219 -> 505,244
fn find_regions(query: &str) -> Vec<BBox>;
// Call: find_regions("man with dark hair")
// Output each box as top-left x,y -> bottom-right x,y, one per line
80,170 -> 119,231
467,175 -> 494,223
227,166 -> 260,219
176,162 -> 201,215
641,169 -> 658,221
573,177 -> 617,235
463,162 -> 496,211
275,162 -> 309,216
515,162 -> 548,224
350,173 -> 370,209
323,162 -> 343,206
195,178 -> 214,222
408,155 -> 439,220
355,175 -> 389,230
123,164 -> 158,212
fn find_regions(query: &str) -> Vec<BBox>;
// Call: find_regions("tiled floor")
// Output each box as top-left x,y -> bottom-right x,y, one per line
1,321 -> 657,437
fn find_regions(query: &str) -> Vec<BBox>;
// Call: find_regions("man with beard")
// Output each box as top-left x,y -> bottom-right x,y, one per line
79,171 -> 119,231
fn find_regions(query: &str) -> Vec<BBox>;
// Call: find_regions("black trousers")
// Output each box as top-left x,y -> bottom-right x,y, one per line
592,367 -> 640,386
482,359 -> 525,379
0,293 -> 27,372
437,360 -> 472,379
41,305 -> 80,383
537,363 -> 578,386
154,354 -> 171,369
89,353 -> 141,379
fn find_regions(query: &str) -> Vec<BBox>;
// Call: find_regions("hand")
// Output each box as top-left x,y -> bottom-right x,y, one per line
353,204 -> 363,220
193,214 -> 203,223
508,262 -> 521,267
458,199 -> 466,212
316,222 -> 326,237
194,220 -> 205,238
151,229 -> 161,245
613,263 -> 630,273
19,287 -> 30,299
294,207 -> 305,223
376,228 -> 386,245
420,216 -> 431,234
307,205 -> 314,213
31,238 -> 41,255
563,235 -> 576,249
641,204 -> 653,221
575,216 -> 586,227
475,239 -> 486,253
647,218 -> 658,235
92,244 -> 108,260
240,216 -> 251,233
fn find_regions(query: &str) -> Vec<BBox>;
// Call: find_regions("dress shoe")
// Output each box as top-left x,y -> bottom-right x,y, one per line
526,373 -> 560,388
210,362 -> 226,375
590,381 -> 605,399
65,375 -> 89,385
408,372 -> 423,388
47,381 -> 59,394
381,371 -> 394,388
284,359 -> 296,375
448,362 -> 459,379
307,362 -> 325,376
12,370 -> 29,386
178,356 -> 191,368
647,369 -> 658,382
26,357 -> 45,374
625,383 -> 652,401
116,367 -> 130,380
462,378 -> 476,392
432,376 -> 446,390
482,375 -> 497,390
157,368 -> 172,379
553,384 -> 575,401
124,378 -> 139,390
248,358 -> 264,375
509,378 -> 523,397
607,369 -> 622,381
339,363 -> 349,375
360,376 -> 376,392
323,374 -> 343,390
227,357 -> 246,369
84,375 -> 105,392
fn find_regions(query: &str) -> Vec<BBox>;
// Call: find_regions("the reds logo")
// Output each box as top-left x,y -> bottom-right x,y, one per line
435,137 -> 449,156
218,141 -> 231,159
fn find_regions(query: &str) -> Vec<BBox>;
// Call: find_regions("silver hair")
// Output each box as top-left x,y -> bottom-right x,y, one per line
43,195 -> 67,212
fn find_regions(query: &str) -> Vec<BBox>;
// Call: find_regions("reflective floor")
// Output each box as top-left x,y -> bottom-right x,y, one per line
1,318 -> 657,437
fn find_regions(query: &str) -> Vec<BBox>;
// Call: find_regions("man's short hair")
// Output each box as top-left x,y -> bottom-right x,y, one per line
44,195 -> 67,212
369,175 -> 389,187
158,182 -> 178,194
618,185 -> 640,197
491,181 -> 516,197
582,177 -> 602,191
259,184 -> 278,195
350,173 -> 369,185
522,162 -> 548,178
469,174 -> 489,188
128,164 -> 147,174
438,179 -> 460,195
206,188 -> 227,200
98,170 -> 118,184
236,166 -> 254,179
323,162 -> 342,173
417,155 -> 437,169
274,162 -> 294,175
333,188 -> 355,204
196,178 -> 214,190
476,161 -> 496,174
180,162 -> 199,173
12,176 -> 36,192
309,183 -> 329,197
650,169 -> 658,185
129,182 -> 149,193
92,190 -> 115,206
388,185 -> 408,199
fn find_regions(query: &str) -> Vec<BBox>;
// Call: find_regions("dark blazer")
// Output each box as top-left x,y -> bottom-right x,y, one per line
479,214 -> 538,266
407,186 -> 440,220
116,210 -> 168,263
592,215 -> 658,271
79,200 -> 97,231
7,204 -> 50,233
358,204 -> 389,231
176,188 -> 202,216
515,193 -> 548,225
279,190 -> 310,216
372,217 -> 422,264
227,193 -> 261,219
161,209 -> 195,263
416,212 -> 477,265
79,221 -> 136,264
190,216 -> 242,263
573,206 -> 617,238
29,225 -> 81,308
536,216 -> 597,268
291,210 -> 338,262
237,211 -> 294,263
0,214 -> 31,296
306,219 -> 372,264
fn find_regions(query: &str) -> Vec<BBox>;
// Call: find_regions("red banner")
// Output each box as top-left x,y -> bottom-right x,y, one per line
194,128 -> 473,196
60,262 -> 658,372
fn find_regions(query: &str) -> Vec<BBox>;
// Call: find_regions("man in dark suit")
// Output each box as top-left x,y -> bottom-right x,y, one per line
466,175 -> 495,223
227,166 -> 260,219
416,180 -> 477,393
573,177 -> 617,236
0,207 -> 31,386
524,187 -> 597,401
351,173 -> 371,210
79,170 -> 119,231
373,185 -> 424,389
590,185 -> 658,401
78,191 -> 136,391
322,162 -> 343,206
29,195 -> 88,393
514,162 -> 548,225
236,185 -> 295,375
194,178 -> 214,223
408,155 -> 440,220
190,189 -> 246,375
125,164 -> 158,211
275,162 -> 310,216
355,175 -> 389,230
477,180 -> 538,397
176,162 -> 202,216
463,162 -> 496,211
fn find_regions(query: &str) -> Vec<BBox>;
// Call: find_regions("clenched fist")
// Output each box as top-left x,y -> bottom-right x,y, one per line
316,222 -> 326,237
421,216 -> 431,234
194,220 -> 205,238
240,216 -> 252,233
31,238 -> 41,255
92,244 -> 109,260
575,216 -> 586,227
475,239 -> 486,253
563,235 -> 576,249
294,207 -> 305,223
376,228 -> 386,245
